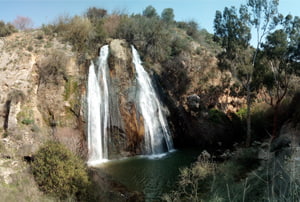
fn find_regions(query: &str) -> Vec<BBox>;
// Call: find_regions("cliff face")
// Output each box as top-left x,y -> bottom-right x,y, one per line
0,31 -> 86,159
106,39 -> 145,158
0,32 -> 245,161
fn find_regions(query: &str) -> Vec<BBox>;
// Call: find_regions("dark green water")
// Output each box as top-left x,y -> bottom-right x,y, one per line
97,149 -> 200,201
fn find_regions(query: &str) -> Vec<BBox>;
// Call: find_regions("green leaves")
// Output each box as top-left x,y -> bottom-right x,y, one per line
31,141 -> 89,200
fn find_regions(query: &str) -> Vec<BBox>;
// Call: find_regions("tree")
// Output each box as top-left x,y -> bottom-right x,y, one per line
161,8 -> 174,23
143,5 -> 158,18
85,7 -> 107,23
13,16 -> 33,30
186,20 -> 199,39
259,15 -> 300,137
214,0 -> 280,146
214,6 -> 252,146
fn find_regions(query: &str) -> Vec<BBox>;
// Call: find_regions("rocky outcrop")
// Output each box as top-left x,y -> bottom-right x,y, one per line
106,40 -> 145,158
0,32 -> 85,158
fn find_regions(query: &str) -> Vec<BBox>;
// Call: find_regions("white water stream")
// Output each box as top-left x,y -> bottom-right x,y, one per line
131,46 -> 174,155
87,45 -> 109,165
87,45 -> 174,165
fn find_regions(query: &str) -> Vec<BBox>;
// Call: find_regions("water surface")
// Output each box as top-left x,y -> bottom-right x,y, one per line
97,149 -> 200,201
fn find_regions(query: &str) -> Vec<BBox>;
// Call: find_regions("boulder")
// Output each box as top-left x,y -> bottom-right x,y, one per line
187,94 -> 201,111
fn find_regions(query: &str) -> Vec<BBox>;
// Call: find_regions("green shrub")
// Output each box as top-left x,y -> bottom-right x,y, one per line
31,141 -> 90,200
195,47 -> 202,55
21,118 -> 34,125
208,108 -> 228,124
170,36 -> 190,56
0,21 -> 17,37
27,46 -> 33,52
47,15 -> 97,53
2,132 -> 8,138
17,106 -> 34,126
117,15 -> 172,62
236,107 -> 247,120
63,16 -> 94,52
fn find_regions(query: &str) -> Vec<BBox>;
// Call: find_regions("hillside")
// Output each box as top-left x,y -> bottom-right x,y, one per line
0,4 -> 299,201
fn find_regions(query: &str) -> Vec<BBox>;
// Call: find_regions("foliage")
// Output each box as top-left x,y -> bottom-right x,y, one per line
103,14 -> 122,38
236,107 -> 247,120
208,108 -> 228,124
17,106 -> 35,126
38,49 -> 68,84
62,16 -> 95,52
161,8 -> 175,24
43,15 -> 101,53
27,45 -> 33,52
143,5 -> 159,18
117,15 -> 172,62
213,0 -> 284,146
13,16 -> 33,30
163,159 -> 215,202
170,36 -> 190,56
164,147 -> 300,202
214,6 -> 251,61
85,7 -> 107,23
255,14 -> 300,136
0,21 -> 17,37
31,141 -> 90,200
160,57 -> 190,98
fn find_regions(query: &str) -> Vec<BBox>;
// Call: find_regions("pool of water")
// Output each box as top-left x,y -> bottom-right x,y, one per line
96,149 -> 200,201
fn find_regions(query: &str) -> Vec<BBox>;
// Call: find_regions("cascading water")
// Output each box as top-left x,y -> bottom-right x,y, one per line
87,45 -> 110,165
131,46 -> 174,155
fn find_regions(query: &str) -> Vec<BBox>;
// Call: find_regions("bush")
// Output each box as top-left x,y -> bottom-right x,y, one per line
161,57 -> 190,98
47,15 -> 97,53
117,15 -> 172,62
85,7 -> 107,24
163,159 -> 215,201
208,108 -> 228,124
31,141 -> 89,200
27,46 -> 33,52
63,16 -> 95,52
170,36 -> 190,56
0,21 -> 17,37
103,14 -> 122,38
38,49 -> 68,84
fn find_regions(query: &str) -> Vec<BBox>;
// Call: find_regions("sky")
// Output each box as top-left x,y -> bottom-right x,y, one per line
1,0 -> 300,34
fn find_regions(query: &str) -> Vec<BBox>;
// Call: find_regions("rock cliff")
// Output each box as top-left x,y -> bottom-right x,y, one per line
0,31 -> 86,159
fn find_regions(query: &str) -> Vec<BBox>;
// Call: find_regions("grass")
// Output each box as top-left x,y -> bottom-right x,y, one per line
17,106 -> 34,126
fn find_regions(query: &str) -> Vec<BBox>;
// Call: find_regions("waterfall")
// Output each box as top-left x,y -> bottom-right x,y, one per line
131,46 -> 174,155
87,45 -> 109,165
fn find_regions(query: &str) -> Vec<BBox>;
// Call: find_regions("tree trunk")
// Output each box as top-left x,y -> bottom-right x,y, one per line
272,104 -> 279,138
246,85 -> 251,147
